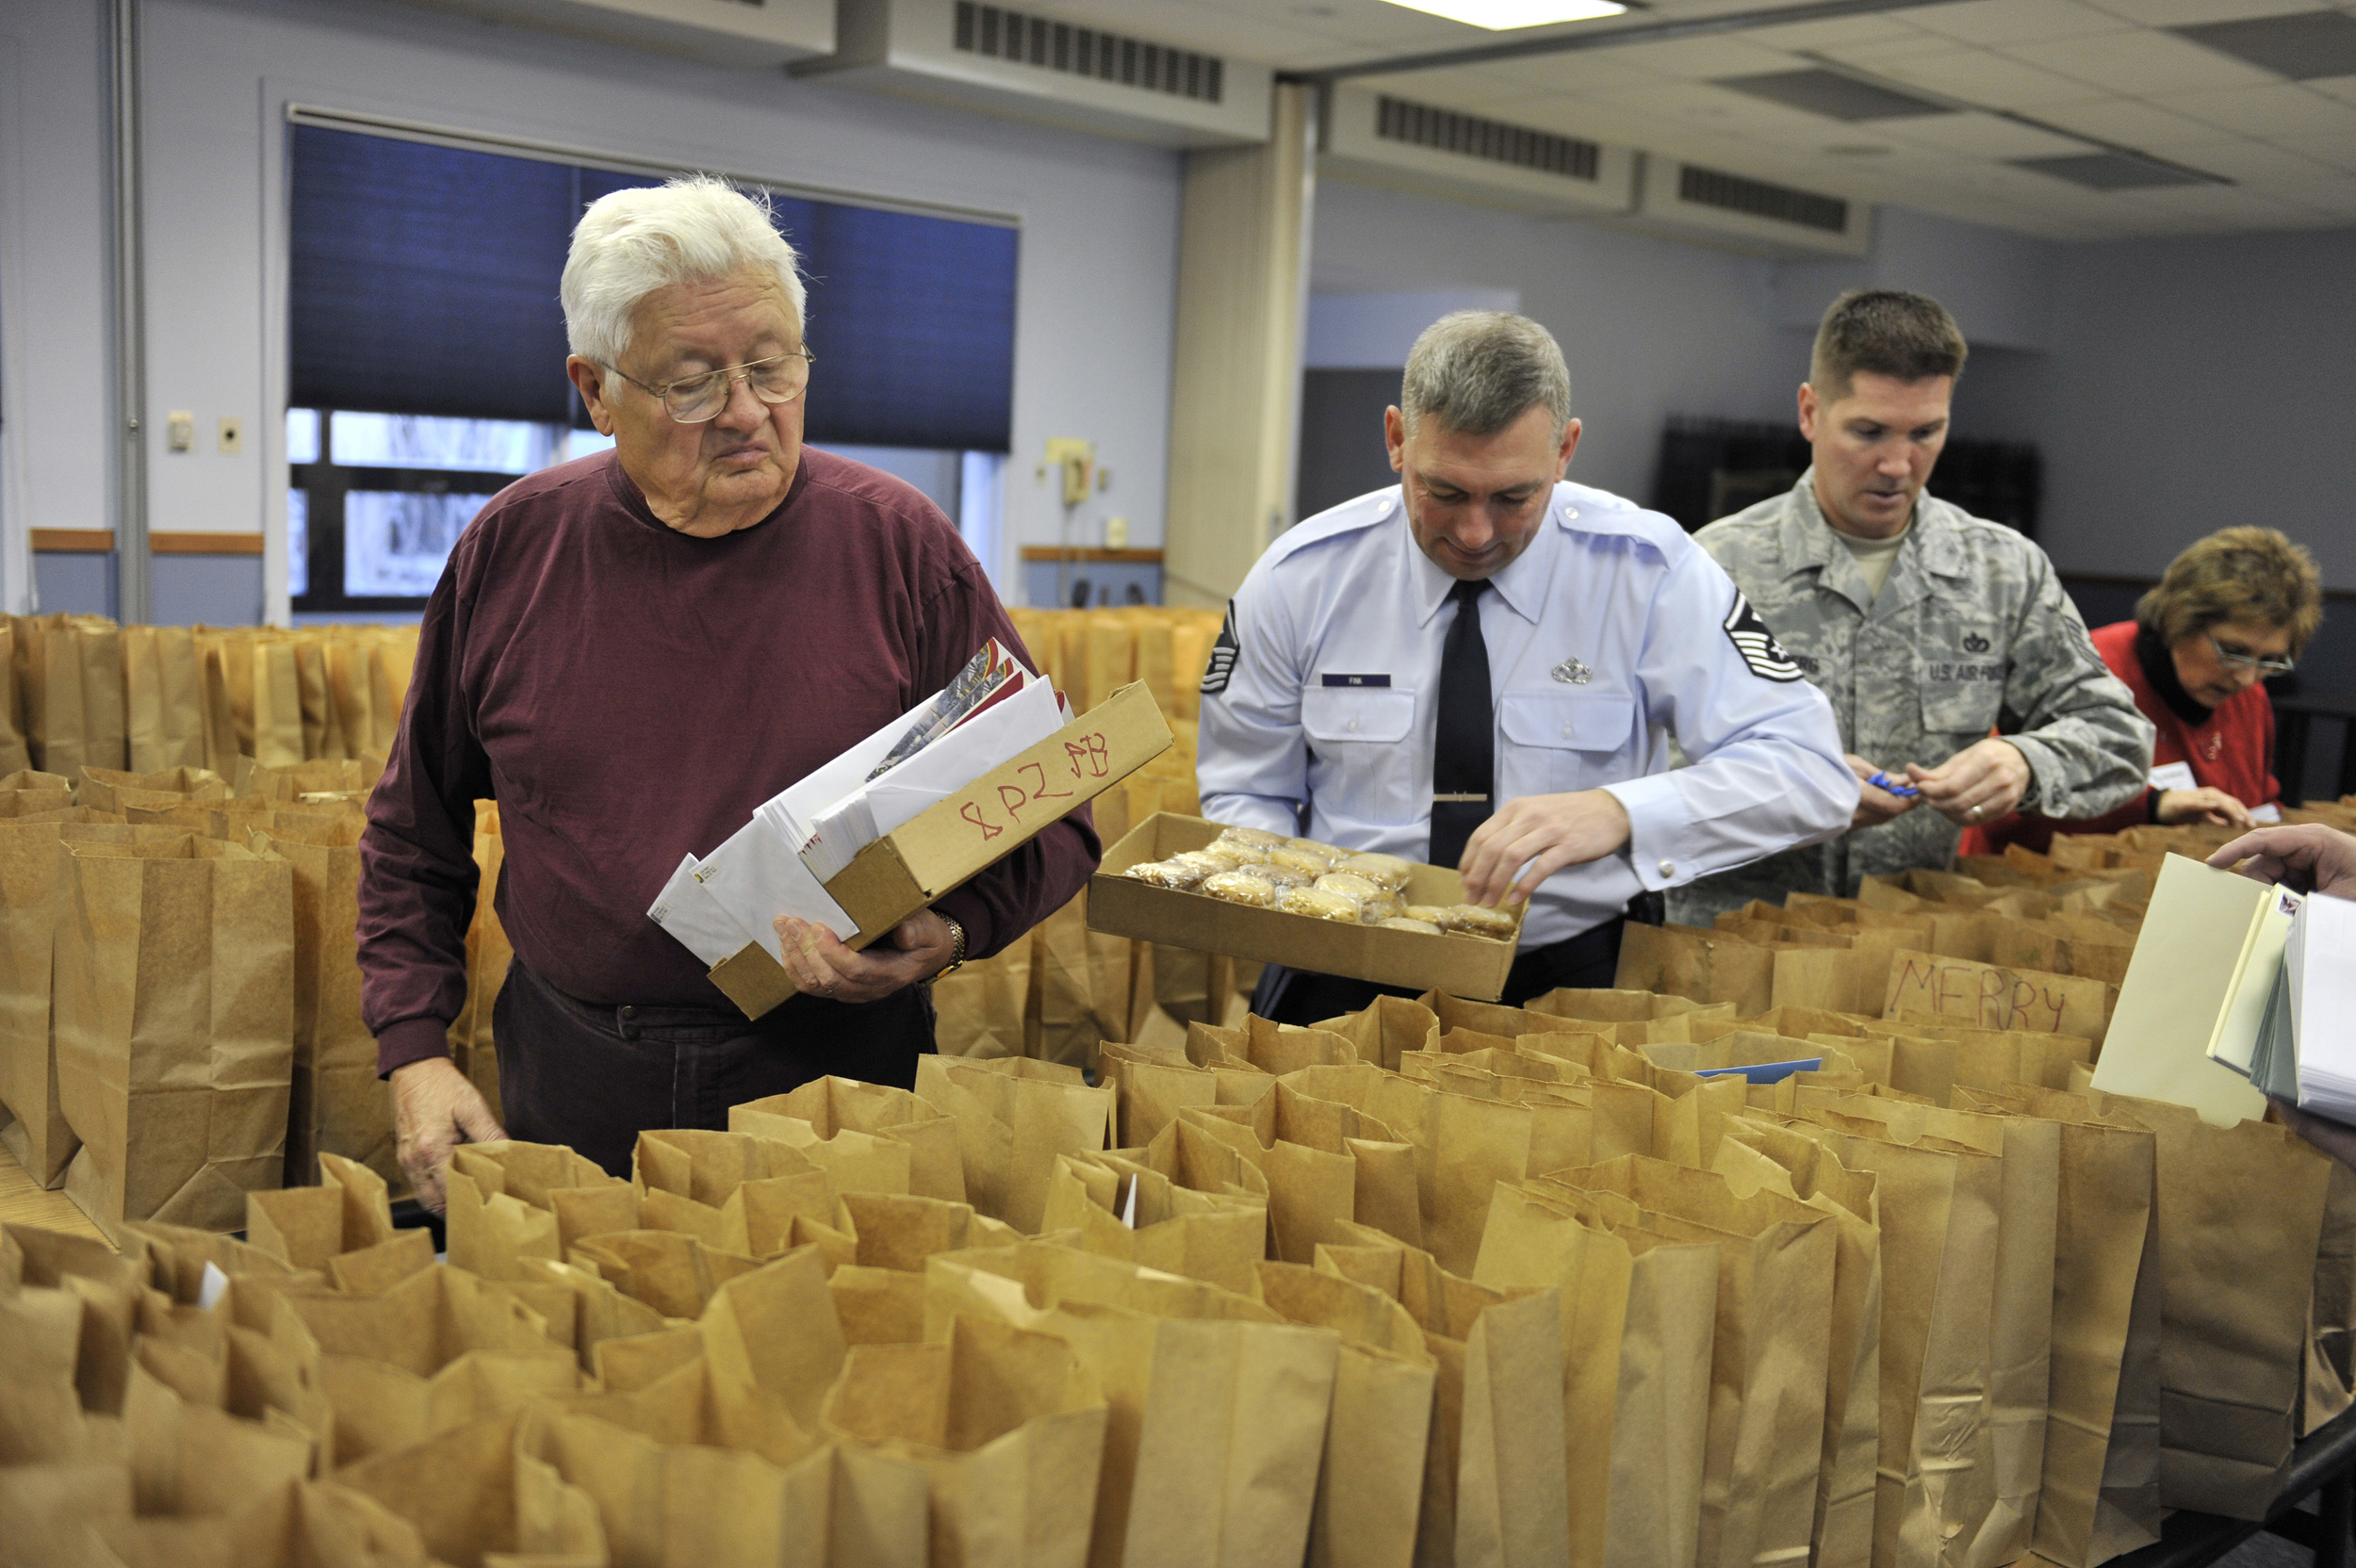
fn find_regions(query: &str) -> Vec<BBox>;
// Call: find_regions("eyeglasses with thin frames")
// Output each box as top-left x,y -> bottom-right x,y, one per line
599,349 -> 814,424
2207,632 -> 2295,677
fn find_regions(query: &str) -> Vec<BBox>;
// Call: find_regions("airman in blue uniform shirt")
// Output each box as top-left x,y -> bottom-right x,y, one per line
1195,311 -> 1857,1015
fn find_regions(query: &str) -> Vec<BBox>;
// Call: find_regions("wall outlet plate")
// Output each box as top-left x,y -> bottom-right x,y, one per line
218,416 -> 242,455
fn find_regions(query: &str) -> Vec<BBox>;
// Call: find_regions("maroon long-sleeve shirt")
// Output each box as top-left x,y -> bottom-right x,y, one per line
359,447 -> 1098,1076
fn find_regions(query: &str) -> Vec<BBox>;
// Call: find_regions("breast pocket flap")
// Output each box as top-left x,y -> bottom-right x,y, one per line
1301,686 -> 1415,744
1499,691 -> 1635,752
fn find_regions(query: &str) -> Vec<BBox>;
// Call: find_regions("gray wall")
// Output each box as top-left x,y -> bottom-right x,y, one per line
2038,226 -> 2356,591
1308,175 -> 1807,507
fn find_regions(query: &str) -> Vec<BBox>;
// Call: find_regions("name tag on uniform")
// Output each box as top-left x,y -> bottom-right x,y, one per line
1321,673 -> 1390,688
2149,761 -> 2196,792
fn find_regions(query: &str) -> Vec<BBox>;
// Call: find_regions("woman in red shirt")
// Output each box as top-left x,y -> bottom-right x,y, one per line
1967,527 -> 2322,857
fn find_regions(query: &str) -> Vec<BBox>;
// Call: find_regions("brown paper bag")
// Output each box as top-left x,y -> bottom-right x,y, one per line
17,613 -> 129,779
0,624 -> 30,777
822,1314 -> 1110,1568
927,1241 -> 1339,1568
734,1075 -> 966,1202
1613,923 -> 1775,1016
335,1410 -> 607,1567
445,801 -> 509,1119
1712,1119 -> 1882,1568
2101,1093 -> 2333,1518
252,817 -> 398,1194
913,1054 -> 1113,1233
52,835 -> 296,1236
121,628 -> 210,773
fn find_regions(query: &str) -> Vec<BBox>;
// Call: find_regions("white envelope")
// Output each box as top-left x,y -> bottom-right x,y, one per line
861,677 -> 1067,837
646,854 -> 769,969
691,816 -> 859,960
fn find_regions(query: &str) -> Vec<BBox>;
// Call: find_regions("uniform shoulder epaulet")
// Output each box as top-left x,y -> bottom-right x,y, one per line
1553,482 -> 1684,555
1265,489 -> 1399,567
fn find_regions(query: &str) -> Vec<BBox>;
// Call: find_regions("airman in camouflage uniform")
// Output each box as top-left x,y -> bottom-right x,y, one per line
1679,470 -> 2151,912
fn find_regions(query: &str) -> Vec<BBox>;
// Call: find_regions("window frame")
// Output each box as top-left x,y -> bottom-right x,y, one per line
289,410 -> 524,613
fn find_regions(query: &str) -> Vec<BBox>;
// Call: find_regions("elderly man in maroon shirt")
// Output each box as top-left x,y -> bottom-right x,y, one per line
358,177 -> 1098,1208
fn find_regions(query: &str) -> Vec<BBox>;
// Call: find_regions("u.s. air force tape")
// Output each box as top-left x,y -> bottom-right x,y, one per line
1723,591 -> 1805,682
1200,601 -> 1239,694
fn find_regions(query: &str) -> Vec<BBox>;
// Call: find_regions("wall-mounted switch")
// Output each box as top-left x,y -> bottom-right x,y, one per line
167,412 -> 194,452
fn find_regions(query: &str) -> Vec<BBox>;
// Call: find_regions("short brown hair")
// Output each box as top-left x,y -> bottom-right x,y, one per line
1809,289 -> 1968,398
2136,527 -> 2325,652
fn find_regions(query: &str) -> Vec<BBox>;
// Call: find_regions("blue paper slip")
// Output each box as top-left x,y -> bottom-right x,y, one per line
1692,1058 -> 1823,1086
1867,771 -> 1921,799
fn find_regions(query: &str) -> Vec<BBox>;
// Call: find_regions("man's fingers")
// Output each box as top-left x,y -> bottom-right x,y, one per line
455,1100 -> 506,1145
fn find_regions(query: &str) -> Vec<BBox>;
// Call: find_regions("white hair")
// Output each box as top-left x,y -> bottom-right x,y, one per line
560,175 -> 807,367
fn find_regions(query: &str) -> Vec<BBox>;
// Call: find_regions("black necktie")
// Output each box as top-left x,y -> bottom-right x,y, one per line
1429,578 -> 1493,871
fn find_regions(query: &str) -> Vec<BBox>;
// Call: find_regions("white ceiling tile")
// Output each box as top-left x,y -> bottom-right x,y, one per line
2029,95 -> 2246,146
1907,0 -> 2135,45
2310,73 -> 2356,105
2162,136 -> 2347,181
2082,0 -> 2331,25
1808,31 -> 1966,65
2150,82 -> 2356,137
1876,107 -> 2099,155
1474,52 -> 1676,95
1740,13 -> 1944,50
2102,181 -> 2319,219
1600,35 -> 1806,78
2268,127 -> 2356,169
1867,45 -> 2117,107
2002,28 -> 2283,93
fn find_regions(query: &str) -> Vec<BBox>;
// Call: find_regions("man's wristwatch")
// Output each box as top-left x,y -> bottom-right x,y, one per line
933,913 -> 969,981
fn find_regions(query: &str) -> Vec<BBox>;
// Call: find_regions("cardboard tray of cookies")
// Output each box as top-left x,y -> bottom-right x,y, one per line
1086,811 -> 1524,1001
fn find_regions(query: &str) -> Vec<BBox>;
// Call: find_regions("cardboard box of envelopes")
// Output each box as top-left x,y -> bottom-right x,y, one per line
707,682 -> 1172,1020
1087,812 -> 1525,1002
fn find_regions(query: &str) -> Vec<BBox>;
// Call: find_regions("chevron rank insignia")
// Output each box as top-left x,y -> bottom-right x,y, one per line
1200,601 -> 1239,695
1723,592 -> 1805,682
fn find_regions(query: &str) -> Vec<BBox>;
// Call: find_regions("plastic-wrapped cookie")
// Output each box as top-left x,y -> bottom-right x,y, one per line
1235,862 -> 1315,890
1437,903 -> 1519,939
1214,825 -> 1287,853
1362,892 -> 1407,923
1125,858 -> 1207,890
1315,871 -> 1383,905
1280,886 -> 1363,923
1335,852 -> 1412,891
1401,905 -> 1455,926
1377,916 -> 1443,934
1286,838 -> 1349,866
1173,848 -> 1248,877
1201,871 -> 1279,906
1268,845 -> 1338,877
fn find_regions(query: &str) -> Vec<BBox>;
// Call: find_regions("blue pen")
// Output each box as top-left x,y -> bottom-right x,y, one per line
1868,770 -> 1922,799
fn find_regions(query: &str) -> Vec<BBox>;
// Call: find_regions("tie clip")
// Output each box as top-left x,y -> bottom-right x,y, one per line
1432,793 -> 1490,804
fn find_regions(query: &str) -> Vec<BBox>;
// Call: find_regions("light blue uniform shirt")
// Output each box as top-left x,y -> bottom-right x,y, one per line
1196,481 -> 1859,950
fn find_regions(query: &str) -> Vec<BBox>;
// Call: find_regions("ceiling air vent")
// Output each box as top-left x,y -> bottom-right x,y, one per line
1678,165 -> 1849,234
1321,86 -> 1635,217
803,0 -> 1268,148
952,3 -> 1223,104
1375,95 -> 1598,182
1635,158 -> 1869,256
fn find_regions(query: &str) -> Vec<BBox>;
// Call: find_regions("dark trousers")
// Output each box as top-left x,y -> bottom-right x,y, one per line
1250,891 -> 1665,1027
492,957 -> 935,1179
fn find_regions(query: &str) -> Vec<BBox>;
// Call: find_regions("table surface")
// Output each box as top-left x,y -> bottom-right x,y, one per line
0,1139 -> 109,1244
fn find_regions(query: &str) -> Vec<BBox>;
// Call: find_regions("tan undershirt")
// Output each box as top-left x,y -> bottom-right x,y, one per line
1836,517 -> 1910,604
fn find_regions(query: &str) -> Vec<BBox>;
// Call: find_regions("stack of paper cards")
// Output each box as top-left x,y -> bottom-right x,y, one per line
2090,854 -> 2284,1126
646,641 -> 1068,968
2237,890 -> 2356,1122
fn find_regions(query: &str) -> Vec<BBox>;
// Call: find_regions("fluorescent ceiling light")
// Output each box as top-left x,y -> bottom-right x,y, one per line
1379,0 -> 1628,29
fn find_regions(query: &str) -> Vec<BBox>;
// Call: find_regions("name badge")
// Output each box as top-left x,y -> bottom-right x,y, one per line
2149,760 -> 2196,792
1321,674 -> 1390,688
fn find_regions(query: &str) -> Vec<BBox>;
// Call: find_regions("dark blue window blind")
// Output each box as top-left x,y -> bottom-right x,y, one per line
290,126 -> 1020,449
